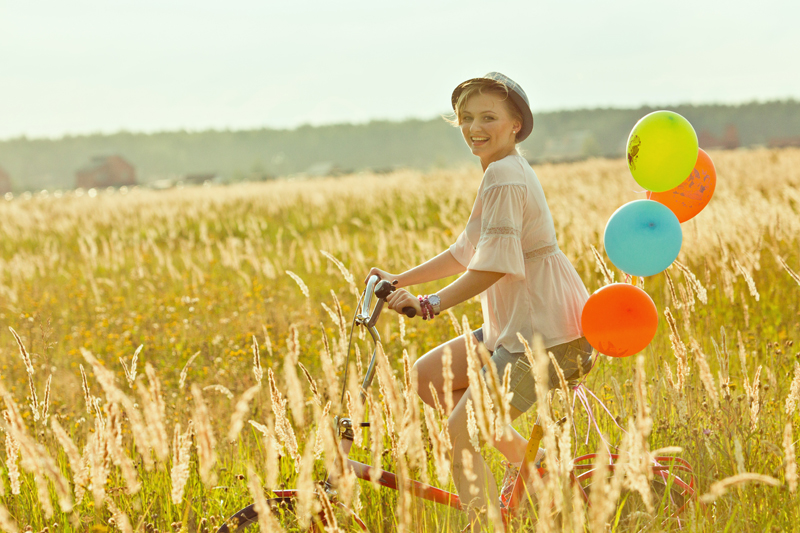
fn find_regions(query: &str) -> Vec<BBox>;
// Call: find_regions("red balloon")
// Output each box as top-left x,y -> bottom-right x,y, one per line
646,148 -> 716,223
581,283 -> 658,357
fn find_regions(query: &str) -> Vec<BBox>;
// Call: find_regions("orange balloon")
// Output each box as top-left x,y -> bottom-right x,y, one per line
581,283 -> 658,357
646,148 -> 716,223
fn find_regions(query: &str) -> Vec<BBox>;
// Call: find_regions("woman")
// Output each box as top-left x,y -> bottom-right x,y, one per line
367,72 -> 593,531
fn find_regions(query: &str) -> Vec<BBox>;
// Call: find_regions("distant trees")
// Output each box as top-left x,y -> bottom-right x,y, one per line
1,100 -> 798,191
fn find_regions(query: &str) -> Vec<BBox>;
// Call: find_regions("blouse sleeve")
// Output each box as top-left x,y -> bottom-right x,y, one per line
467,183 -> 526,281
449,229 -> 475,268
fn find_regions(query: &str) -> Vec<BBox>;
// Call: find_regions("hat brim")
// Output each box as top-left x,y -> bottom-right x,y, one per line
451,77 -> 534,142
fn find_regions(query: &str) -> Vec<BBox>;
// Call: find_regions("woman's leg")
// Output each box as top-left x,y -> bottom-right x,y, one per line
413,334 -> 528,462
448,388 -> 528,531
412,334 -> 471,414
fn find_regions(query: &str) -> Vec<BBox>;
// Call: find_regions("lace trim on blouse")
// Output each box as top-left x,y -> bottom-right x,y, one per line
483,226 -> 521,238
524,243 -> 559,262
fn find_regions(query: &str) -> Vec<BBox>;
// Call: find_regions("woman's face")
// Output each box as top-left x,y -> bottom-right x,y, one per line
459,92 -> 521,167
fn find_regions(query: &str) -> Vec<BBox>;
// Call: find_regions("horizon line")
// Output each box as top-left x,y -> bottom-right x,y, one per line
2,96 -> 798,144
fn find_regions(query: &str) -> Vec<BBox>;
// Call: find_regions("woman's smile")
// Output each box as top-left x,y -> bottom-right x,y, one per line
470,135 -> 489,147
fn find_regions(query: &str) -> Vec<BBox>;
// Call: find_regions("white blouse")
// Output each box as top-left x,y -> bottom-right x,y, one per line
449,154 -> 589,352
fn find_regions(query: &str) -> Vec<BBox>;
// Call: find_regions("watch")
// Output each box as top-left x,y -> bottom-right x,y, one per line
428,294 -> 441,316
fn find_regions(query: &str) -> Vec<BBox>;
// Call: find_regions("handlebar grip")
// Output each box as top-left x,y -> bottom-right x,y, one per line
402,307 -> 417,318
374,279 -> 395,299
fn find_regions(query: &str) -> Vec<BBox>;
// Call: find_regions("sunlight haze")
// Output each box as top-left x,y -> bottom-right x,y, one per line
1,0 -> 798,139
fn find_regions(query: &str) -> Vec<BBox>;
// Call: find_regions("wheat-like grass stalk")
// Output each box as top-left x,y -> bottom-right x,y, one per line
733,437 -> 746,474
51,418 -> 84,493
366,392 -> 385,488
298,362 -> 322,407
203,384 -> 234,399
286,270 -> 309,298
442,345 -> 454,417
295,436 -> 321,530
191,385 -> 218,485
446,309 -> 462,336
119,344 -> 142,388
247,467 -> 282,533
248,417 -> 281,489
26,373 -> 40,422
284,325 -> 306,427
664,308 -> 689,388
2,385 -> 73,513
228,384 -> 262,442
8,327 -> 34,376
742,363 -> 763,431
88,417 -> 109,510
711,327 -> 731,400
690,338 -> 720,409
0,503 -> 18,533
674,259 -> 709,304
699,473 -> 780,503
733,258 -> 760,301
345,386 -> 363,446
398,313 -> 407,347
106,497 -> 134,533
786,362 -> 800,416
3,431 -> 21,495
178,351 -> 200,390
268,368 -> 300,471
106,403 -> 141,493
320,250 -> 359,299
263,324 -> 274,359
422,402 -> 451,485
784,421 -> 797,493
591,244 -> 614,285
140,363 -> 169,461
252,335 -> 263,386
664,270 -> 681,309
312,400 -> 332,459
79,364 -> 95,416
169,421 -> 194,505
41,374 -> 52,422
777,255 -> 800,286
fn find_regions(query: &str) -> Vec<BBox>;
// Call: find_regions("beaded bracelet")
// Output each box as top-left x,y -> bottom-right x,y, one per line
417,295 -> 434,320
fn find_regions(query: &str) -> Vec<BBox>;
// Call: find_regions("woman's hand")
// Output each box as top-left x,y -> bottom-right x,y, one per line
364,267 -> 397,285
385,288 -> 422,318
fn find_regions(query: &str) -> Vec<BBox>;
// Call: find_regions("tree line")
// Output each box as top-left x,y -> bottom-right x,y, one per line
1,100 -> 798,191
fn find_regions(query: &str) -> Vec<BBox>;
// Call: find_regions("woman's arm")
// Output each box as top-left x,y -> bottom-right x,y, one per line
366,248 -> 466,288
395,249 -> 467,287
385,268 -> 504,316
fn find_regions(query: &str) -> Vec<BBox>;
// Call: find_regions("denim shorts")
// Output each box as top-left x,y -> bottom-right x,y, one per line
474,328 -> 594,413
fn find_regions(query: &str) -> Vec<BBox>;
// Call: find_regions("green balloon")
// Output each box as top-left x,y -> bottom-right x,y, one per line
626,111 -> 698,193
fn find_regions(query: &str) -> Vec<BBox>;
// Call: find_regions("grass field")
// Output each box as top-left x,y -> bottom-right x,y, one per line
0,147 -> 798,532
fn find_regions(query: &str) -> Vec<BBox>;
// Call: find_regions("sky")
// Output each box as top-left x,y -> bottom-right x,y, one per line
1,0 -> 798,139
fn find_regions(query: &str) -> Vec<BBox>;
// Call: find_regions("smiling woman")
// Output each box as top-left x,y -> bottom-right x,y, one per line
367,72 -> 594,532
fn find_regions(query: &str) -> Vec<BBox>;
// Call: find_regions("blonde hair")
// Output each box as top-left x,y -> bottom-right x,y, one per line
445,78 -> 524,128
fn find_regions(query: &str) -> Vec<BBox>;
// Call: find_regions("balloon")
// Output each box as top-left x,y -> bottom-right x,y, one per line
581,283 -> 658,357
627,111 -> 699,192
604,199 -> 682,276
646,148 -> 716,223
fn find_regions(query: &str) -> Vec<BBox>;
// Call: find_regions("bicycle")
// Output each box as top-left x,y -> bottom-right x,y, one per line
217,275 -> 697,532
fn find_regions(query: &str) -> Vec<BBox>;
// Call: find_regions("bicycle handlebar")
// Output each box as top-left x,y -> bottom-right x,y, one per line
372,278 -> 417,318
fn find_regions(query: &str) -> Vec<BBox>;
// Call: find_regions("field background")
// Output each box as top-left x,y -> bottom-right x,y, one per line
0,148 -> 798,532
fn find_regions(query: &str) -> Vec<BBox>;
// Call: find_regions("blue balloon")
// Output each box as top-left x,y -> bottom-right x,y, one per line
603,200 -> 682,276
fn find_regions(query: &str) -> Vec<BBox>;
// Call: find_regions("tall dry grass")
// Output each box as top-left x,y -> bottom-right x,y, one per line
0,148 -> 797,531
